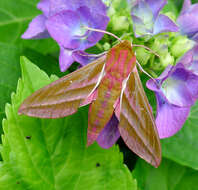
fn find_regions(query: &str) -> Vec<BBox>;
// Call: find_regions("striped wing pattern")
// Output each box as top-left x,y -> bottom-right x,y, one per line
119,66 -> 161,167
87,41 -> 136,145
19,40 -> 161,167
19,55 -> 106,118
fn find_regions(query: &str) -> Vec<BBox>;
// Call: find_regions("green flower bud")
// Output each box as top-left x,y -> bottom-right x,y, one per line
170,36 -> 195,58
135,47 -> 151,66
151,36 -> 169,53
107,4 -> 116,17
111,15 -> 129,32
160,52 -> 174,67
162,0 -> 178,18
111,0 -> 128,10
151,52 -> 174,71
150,36 -> 174,70
103,42 -> 111,51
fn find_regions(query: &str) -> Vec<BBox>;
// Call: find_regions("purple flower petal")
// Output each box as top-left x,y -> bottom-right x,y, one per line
146,0 -> 167,19
147,56 -> 198,138
50,0 -> 73,16
177,0 -> 198,41
147,75 -> 192,138
178,46 -> 198,100
96,114 -> 120,149
192,32 -> 198,42
179,48 -> 194,68
188,4 -> 198,15
154,14 -> 179,35
177,13 -> 198,39
180,0 -> 191,15
146,78 -> 160,92
131,1 -> 154,37
22,0 -> 109,73
146,65 -> 173,92
161,64 -> 196,106
72,51 -> 97,66
46,10 -> 84,49
186,72 -> 198,101
180,45 -> 198,75
22,15 -> 50,39
37,0 -> 50,17
59,47 -> 74,72
148,63 -> 198,107
131,0 -> 178,37
50,0 -> 107,16
82,0 -> 107,15
155,93 -> 190,138
46,7 -> 109,50
86,14 -> 109,47
72,6 -> 109,49
190,60 -> 198,75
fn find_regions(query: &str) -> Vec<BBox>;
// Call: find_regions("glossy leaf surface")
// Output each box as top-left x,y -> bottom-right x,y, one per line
0,43 -> 21,132
0,0 -> 58,54
161,100 -> 198,169
0,42 -> 62,135
133,158 -> 198,190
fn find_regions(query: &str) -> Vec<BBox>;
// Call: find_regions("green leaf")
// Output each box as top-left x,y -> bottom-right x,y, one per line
163,0 -> 179,17
21,47 -> 66,78
168,0 -> 183,12
192,0 -> 198,3
0,0 -> 58,54
161,101 -> 198,170
0,43 -> 64,133
133,158 -> 198,190
0,57 -> 137,189
0,43 -> 21,133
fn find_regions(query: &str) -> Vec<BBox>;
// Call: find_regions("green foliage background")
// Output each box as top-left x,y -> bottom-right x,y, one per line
0,0 -> 198,189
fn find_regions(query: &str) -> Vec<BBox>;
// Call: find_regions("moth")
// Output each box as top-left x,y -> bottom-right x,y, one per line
19,40 -> 161,167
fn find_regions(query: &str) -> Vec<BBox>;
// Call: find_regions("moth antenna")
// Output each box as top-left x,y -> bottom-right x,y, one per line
77,51 -> 107,57
82,26 -> 122,42
136,60 -> 158,84
133,44 -> 160,58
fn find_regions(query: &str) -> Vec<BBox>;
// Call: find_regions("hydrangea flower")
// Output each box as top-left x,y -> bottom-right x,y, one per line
177,0 -> 198,42
22,0 -> 109,71
179,44 -> 198,75
130,0 -> 178,37
146,63 -> 198,138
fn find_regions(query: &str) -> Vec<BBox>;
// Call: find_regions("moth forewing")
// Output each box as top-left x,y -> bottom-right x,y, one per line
120,72 -> 131,112
119,66 -> 161,167
18,55 -> 106,118
86,61 -> 106,98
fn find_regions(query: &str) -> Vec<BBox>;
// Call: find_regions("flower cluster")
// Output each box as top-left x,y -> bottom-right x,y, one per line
146,0 -> 198,138
22,0 -> 109,71
130,0 -> 178,37
146,63 -> 198,138
177,0 -> 198,42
